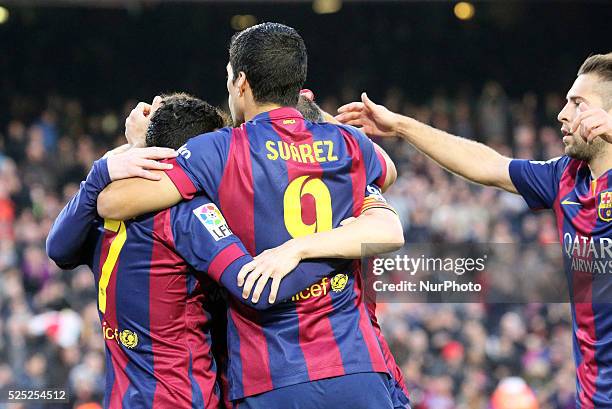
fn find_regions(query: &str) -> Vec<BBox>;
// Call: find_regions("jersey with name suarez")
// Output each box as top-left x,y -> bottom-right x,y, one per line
165,107 -> 392,400
510,156 -> 612,409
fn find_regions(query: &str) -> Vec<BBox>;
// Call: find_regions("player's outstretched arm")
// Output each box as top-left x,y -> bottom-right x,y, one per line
336,93 -> 517,193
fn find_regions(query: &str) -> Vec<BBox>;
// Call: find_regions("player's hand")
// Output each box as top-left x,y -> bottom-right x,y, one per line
335,92 -> 400,138
299,89 -> 315,101
125,96 -> 163,147
571,102 -> 612,144
237,240 -> 303,304
107,147 -> 177,181
103,143 -> 131,158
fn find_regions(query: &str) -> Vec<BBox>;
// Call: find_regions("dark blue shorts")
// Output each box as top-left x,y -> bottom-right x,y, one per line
235,372 -> 396,409
388,378 -> 411,409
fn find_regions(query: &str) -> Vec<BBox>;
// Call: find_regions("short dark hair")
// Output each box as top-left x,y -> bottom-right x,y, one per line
229,22 -> 307,107
578,53 -> 612,108
146,93 -> 226,150
578,53 -> 612,81
296,94 -> 324,123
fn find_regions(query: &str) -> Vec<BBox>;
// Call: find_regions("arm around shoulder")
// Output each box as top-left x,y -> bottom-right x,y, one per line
97,171 -> 182,220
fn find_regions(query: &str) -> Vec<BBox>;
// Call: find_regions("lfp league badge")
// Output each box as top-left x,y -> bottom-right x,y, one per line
193,203 -> 233,241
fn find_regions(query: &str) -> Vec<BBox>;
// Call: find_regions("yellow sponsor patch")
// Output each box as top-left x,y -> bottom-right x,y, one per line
331,273 -> 349,293
120,329 -> 139,349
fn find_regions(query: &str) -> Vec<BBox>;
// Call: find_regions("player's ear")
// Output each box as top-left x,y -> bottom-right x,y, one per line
236,72 -> 248,96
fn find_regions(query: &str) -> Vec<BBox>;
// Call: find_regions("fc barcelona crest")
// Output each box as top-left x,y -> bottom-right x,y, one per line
598,191 -> 612,222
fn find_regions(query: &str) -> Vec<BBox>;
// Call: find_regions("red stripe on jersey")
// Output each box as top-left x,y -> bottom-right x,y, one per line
351,260 -> 390,374
219,366 -> 232,409
229,302 -> 274,396
219,126 -> 273,395
573,171 -> 606,408
150,211 -> 193,408
99,228 -> 132,408
186,300 -> 220,409
340,128 -> 367,216
553,160 -> 580,240
208,243 -> 247,282
164,157 -> 197,200
219,128 -> 256,255
271,118 -> 345,380
367,301 -> 410,398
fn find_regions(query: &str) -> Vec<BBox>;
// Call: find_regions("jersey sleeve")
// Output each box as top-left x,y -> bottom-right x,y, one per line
508,156 -> 571,210
170,195 -> 343,310
338,124 -> 386,188
47,158 -> 110,269
164,127 -> 233,201
170,195 -> 249,283
360,184 -> 396,215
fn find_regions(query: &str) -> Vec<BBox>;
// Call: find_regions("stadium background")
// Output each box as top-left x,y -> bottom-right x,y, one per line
1,1 -> 611,408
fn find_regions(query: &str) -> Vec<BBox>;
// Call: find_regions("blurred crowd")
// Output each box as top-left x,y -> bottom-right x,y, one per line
0,82 -> 575,409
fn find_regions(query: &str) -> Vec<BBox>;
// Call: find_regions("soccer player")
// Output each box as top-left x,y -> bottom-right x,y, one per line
336,53 -> 612,408
286,93 -> 411,408
96,23 -> 405,409
48,93 -> 393,408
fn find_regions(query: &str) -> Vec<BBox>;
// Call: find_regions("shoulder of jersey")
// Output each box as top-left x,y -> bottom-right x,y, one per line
529,155 -> 574,169
328,123 -> 365,138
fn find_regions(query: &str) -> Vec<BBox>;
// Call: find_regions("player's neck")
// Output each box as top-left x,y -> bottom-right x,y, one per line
588,151 -> 612,179
244,102 -> 284,122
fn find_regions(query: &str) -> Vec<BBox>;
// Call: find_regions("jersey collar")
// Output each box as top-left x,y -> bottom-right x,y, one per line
250,107 -> 303,123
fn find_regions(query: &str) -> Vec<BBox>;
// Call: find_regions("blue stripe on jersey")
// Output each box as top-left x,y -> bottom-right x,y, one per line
186,273 -> 198,296
90,224 -> 105,274
118,218 -> 156,408
327,274 -> 374,372
227,303 -> 245,398
189,349 -> 205,409
248,117 -> 310,387
103,348 -> 115,409
246,118 -> 293,252
309,123 -> 356,225
573,322 -> 583,409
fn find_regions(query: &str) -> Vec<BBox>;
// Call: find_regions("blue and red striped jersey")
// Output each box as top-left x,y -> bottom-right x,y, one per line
87,194 -> 254,409
510,156 -> 612,408
47,158 -> 354,408
165,107 -> 394,399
